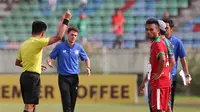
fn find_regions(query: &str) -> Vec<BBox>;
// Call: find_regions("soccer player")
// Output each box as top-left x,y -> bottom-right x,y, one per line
158,20 -> 175,72
15,10 -> 72,112
145,18 -> 171,112
139,19 -> 175,112
163,18 -> 191,112
47,26 -> 91,112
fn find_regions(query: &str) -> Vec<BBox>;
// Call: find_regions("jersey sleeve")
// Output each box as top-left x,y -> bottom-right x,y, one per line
178,39 -> 187,58
154,42 -> 165,59
79,46 -> 88,61
38,38 -> 50,48
49,45 -> 59,59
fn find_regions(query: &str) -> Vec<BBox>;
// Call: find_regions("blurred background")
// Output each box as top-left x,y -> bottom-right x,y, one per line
0,0 -> 200,112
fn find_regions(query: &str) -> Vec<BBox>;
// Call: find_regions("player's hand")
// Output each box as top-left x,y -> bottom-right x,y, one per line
65,9 -> 72,20
47,61 -> 54,68
41,65 -> 47,71
47,58 -> 54,68
86,67 -> 91,76
186,77 -> 191,86
152,72 -> 163,80
139,82 -> 145,95
139,88 -> 145,95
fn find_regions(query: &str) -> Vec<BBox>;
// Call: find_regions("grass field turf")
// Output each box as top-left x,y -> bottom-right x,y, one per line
1,96 -> 200,112
1,103 -> 200,112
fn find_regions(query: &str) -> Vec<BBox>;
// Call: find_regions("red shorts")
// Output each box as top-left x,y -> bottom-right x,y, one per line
151,87 -> 170,111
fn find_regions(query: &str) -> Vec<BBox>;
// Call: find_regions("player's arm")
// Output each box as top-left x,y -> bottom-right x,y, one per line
46,56 -> 54,68
157,54 -> 165,74
180,57 -> 189,76
153,43 -> 166,80
15,49 -> 23,67
180,57 -> 191,85
178,41 -> 189,75
85,57 -> 91,69
47,45 -> 59,68
79,46 -> 91,76
48,10 -> 72,45
139,73 -> 148,94
166,39 -> 175,71
152,54 -> 165,80
178,40 -> 191,84
85,57 -> 91,76
141,73 -> 149,86
169,55 -> 175,71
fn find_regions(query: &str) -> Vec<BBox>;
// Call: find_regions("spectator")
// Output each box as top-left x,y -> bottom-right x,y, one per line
79,0 -> 88,10
77,13 -> 87,42
5,0 -> 13,10
162,11 -> 170,19
49,0 -> 57,12
112,8 -> 125,49
77,13 -> 93,52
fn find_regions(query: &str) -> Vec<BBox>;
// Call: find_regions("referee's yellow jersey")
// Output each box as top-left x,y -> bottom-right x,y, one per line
17,37 -> 49,74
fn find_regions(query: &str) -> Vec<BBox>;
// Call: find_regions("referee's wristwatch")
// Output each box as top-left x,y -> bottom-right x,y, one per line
185,74 -> 191,79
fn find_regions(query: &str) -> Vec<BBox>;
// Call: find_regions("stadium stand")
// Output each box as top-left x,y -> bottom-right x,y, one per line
0,0 -> 195,49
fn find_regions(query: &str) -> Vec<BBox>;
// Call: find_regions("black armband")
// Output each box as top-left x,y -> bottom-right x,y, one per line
63,19 -> 69,25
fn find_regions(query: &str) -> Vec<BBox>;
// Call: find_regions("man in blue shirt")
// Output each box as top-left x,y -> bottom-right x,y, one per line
163,19 -> 191,112
47,26 -> 91,112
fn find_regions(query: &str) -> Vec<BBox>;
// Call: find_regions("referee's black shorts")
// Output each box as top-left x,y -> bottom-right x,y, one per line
20,71 -> 40,105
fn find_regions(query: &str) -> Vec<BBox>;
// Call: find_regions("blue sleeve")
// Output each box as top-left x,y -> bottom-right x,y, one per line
178,40 -> 187,58
79,46 -> 88,61
49,45 -> 59,59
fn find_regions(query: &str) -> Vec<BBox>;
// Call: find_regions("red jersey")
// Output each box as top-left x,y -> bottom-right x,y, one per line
150,36 -> 170,88
112,15 -> 124,35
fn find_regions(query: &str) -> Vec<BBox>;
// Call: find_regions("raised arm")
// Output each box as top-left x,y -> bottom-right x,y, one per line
48,10 -> 72,45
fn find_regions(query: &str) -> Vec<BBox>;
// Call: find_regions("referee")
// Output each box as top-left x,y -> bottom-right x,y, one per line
47,26 -> 91,112
15,10 -> 72,112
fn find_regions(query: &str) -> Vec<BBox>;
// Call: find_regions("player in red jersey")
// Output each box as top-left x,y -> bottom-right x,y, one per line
146,18 -> 171,112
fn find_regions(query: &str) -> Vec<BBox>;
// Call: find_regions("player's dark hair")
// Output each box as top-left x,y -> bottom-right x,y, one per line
160,30 -> 166,35
32,21 -> 47,34
162,18 -> 175,28
145,18 -> 159,27
67,26 -> 79,34
115,8 -> 119,12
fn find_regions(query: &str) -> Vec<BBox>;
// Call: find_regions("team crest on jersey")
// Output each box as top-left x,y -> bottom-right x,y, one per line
63,50 -> 66,53
74,50 -> 79,55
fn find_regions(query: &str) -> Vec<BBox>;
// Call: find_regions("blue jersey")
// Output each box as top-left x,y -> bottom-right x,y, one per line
49,42 -> 88,75
169,35 -> 187,81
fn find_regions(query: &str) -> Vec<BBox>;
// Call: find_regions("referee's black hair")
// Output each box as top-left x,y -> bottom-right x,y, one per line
145,18 -> 159,27
162,18 -> 175,28
32,21 -> 47,34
